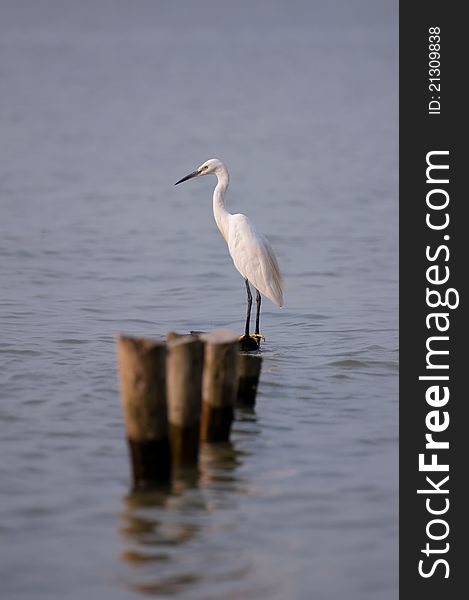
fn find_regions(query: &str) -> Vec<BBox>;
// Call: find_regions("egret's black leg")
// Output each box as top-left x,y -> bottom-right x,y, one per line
255,289 -> 261,335
239,279 -> 259,351
244,279 -> 252,337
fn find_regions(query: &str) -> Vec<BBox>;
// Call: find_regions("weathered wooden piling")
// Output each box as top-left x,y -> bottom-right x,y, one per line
166,331 -> 187,343
166,335 -> 204,466
200,330 -> 240,442
237,354 -> 263,405
239,335 -> 260,352
117,335 -> 170,488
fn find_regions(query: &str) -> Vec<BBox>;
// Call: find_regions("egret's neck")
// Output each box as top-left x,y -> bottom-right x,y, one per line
212,167 -> 230,241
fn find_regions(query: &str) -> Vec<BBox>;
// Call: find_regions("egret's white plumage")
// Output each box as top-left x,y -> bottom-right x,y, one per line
228,214 -> 283,307
175,158 -> 284,341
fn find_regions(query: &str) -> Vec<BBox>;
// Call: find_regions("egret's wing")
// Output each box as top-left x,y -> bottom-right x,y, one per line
227,214 -> 284,307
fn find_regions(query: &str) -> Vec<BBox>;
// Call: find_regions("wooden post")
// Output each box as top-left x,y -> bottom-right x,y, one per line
237,354 -> 262,406
200,330 -> 240,442
117,335 -> 170,488
166,331 -> 187,343
167,336 -> 204,466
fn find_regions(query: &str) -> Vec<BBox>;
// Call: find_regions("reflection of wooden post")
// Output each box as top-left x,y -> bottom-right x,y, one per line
200,330 -> 239,442
167,336 -> 204,466
237,354 -> 262,405
117,335 -> 170,488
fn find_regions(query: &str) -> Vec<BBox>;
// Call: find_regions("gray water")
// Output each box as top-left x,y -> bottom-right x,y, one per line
0,1 -> 398,599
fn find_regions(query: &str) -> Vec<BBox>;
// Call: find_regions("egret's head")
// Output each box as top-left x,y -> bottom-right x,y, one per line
175,158 -> 224,185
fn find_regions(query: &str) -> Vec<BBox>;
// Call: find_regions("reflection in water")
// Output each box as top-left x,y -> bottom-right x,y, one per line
119,408 -> 258,596
120,476 -> 204,595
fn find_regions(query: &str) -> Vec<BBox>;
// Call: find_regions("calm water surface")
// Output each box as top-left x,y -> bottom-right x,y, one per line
0,2 -> 398,598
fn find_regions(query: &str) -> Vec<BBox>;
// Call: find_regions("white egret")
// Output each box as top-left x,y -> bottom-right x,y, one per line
175,159 -> 284,350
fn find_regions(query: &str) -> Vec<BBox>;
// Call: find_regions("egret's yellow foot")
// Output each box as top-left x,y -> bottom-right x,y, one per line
251,333 -> 265,345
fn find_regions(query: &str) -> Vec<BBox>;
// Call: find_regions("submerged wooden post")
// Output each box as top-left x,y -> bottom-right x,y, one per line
237,354 -> 263,405
200,330 -> 240,442
167,336 -> 204,466
117,335 -> 170,488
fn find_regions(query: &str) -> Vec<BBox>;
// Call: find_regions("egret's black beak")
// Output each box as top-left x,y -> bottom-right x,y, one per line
174,170 -> 199,185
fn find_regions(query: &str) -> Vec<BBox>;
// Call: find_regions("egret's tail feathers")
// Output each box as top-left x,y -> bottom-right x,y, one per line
263,253 -> 285,307
267,278 -> 284,307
